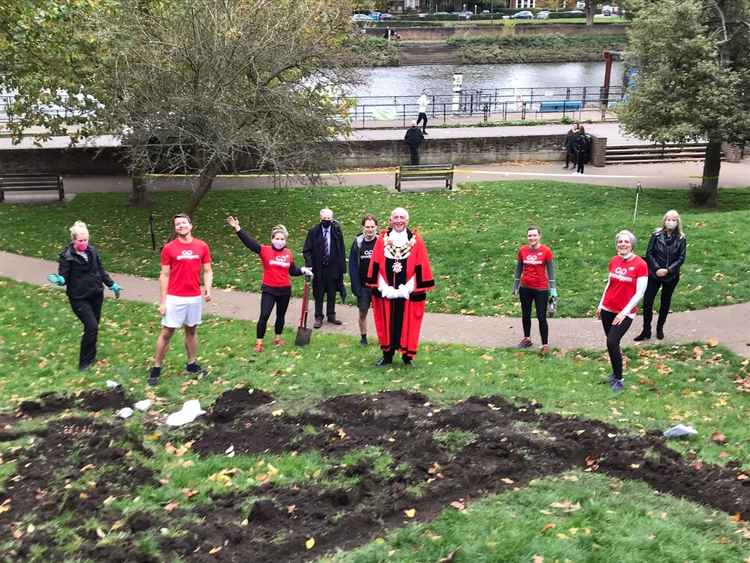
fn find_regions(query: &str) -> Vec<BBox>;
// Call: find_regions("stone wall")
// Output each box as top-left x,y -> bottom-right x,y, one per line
366,23 -> 627,41
0,133 -> 607,177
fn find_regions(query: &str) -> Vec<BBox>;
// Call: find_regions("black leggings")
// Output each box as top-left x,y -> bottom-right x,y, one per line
70,292 -> 104,370
576,151 -> 586,173
600,309 -> 633,380
641,275 -> 680,332
257,292 -> 291,339
519,286 -> 549,345
417,112 -> 428,132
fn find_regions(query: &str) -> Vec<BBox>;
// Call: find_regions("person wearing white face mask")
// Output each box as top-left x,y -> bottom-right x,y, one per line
634,209 -> 687,342
226,216 -> 311,353
596,230 -> 649,392
48,220 -> 122,371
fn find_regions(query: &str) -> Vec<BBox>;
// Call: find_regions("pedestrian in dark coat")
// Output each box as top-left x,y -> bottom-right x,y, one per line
404,121 -> 425,165
303,208 -> 346,328
634,209 -> 687,341
48,221 -> 121,370
571,126 -> 591,175
563,122 -> 580,169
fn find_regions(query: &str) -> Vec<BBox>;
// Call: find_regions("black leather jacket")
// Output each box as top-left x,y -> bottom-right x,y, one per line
58,244 -> 114,300
644,230 -> 686,282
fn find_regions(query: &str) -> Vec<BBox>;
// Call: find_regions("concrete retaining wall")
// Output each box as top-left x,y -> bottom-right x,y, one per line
0,133 -> 606,176
367,23 -> 627,41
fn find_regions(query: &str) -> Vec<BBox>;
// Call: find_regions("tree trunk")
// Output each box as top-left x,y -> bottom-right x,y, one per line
185,160 -> 221,216
129,172 -> 150,207
697,141 -> 722,207
585,0 -> 595,25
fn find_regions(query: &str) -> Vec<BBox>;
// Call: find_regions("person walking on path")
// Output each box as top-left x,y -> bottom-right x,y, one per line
513,226 -> 557,354
563,122 -> 580,169
404,121 -> 425,165
634,209 -> 687,342
47,221 -> 122,371
366,207 -> 434,366
349,213 -> 379,347
596,230 -> 648,392
226,217 -> 312,352
148,213 -> 213,386
303,208 -> 346,329
417,90 -> 430,135
572,126 -> 591,175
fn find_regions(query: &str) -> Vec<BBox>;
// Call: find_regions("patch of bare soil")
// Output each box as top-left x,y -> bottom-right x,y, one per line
2,389 -> 750,562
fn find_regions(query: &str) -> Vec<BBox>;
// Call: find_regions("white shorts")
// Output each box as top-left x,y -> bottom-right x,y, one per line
162,294 -> 203,328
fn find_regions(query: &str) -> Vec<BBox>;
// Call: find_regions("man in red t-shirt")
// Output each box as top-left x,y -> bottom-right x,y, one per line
148,213 -> 213,385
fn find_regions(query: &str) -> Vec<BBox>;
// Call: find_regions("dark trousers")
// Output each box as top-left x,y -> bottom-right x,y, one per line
70,291 -> 104,370
600,309 -> 633,380
417,112 -> 428,133
408,145 -> 420,165
519,286 -> 549,345
257,292 -> 291,339
565,150 -> 575,167
576,151 -> 585,173
313,268 -> 338,319
641,275 -> 679,333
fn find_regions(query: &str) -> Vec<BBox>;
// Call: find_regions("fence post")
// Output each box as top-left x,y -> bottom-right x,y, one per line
582,87 -> 587,108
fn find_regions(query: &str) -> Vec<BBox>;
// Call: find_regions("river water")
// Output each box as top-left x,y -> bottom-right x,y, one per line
352,61 -> 624,98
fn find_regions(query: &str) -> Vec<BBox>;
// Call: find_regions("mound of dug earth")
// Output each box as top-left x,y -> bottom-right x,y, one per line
1,390 -> 749,562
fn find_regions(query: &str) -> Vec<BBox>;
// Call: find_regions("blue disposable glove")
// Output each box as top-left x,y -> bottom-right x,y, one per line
47,274 -> 65,286
110,282 -> 122,298
550,287 -> 558,298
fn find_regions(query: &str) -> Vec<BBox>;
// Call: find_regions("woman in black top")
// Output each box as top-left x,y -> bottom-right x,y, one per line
48,221 -> 121,370
349,214 -> 379,347
634,210 -> 687,341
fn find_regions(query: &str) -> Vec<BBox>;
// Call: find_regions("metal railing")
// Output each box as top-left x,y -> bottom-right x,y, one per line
339,85 -> 626,127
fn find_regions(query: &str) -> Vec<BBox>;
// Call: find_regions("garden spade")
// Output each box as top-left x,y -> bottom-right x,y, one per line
295,274 -> 313,346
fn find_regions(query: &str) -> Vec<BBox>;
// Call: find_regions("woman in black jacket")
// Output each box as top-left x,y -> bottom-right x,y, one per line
48,221 -> 121,370
634,210 -> 686,341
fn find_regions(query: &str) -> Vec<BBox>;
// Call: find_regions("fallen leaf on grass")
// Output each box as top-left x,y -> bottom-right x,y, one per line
438,548 -> 460,562
541,522 -> 556,533
533,556 -> 544,563
500,477 -> 515,485
707,337 -> 719,347
711,432 -> 727,444
404,508 -> 416,518
305,538 -> 315,550
164,501 -> 179,512
449,500 -> 465,511
209,546 -> 222,555
550,500 -> 581,512
693,346 -> 704,360
737,474 -> 749,481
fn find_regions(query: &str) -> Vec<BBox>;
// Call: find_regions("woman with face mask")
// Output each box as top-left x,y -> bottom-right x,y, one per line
226,216 -> 312,353
634,210 -> 687,342
596,230 -> 648,392
47,220 -> 122,370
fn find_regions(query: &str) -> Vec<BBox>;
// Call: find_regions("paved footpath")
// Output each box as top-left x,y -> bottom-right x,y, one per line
2,251 -> 748,357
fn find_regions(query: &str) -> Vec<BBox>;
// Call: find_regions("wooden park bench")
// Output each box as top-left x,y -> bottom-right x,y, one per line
0,174 -> 64,202
394,164 -> 454,192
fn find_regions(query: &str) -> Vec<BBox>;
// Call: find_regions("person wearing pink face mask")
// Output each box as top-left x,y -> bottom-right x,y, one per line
226,216 -> 312,353
48,221 -> 122,371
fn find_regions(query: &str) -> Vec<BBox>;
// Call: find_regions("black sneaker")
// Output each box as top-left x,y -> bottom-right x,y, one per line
148,367 -> 161,386
360,335 -> 368,347
186,362 -> 205,375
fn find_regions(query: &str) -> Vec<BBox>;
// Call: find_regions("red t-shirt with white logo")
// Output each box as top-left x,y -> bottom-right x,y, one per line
259,246 -> 295,287
161,238 -> 212,297
602,255 -> 648,314
518,244 -> 554,290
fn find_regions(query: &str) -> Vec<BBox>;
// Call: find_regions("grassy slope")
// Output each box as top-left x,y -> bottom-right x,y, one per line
0,182 -> 748,317
1,278 -> 750,561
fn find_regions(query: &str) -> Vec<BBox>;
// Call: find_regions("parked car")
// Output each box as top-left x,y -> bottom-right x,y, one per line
379,13 -> 394,20
457,10 -> 473,19
510,10 -> 534,19
351,14 -> 373,22
536,10 -> 550,19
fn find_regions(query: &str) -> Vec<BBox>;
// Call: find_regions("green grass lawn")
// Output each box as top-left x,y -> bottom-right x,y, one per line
1,181 -> 748,318
1,278 -> 750,561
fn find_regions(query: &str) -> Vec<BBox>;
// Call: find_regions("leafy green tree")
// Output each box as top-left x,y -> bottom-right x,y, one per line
618,0 -> 750,206
1,0 -> 359,213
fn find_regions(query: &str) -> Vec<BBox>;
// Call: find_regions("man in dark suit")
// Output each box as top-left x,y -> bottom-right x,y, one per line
303,208 -> 346,328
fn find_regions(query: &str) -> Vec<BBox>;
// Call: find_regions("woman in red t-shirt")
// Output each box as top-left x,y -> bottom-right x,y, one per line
227,216 -> 312,353
596,229 -> 648,392
513,225 -> 557,354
